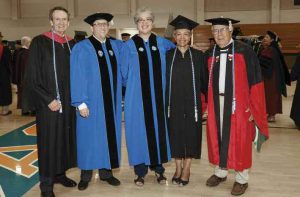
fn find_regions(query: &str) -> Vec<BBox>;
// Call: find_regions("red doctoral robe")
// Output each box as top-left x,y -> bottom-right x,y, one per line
206,41 -> 269,171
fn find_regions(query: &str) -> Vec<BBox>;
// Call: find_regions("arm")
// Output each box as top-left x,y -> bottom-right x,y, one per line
23,37 -> 55,109
120,43 -> 130,86
70,43 -> 89,117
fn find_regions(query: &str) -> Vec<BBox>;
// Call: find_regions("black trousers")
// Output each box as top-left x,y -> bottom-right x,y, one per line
80,169 -> 113,182
134,163 -> 165,177
40,173 -> 67,192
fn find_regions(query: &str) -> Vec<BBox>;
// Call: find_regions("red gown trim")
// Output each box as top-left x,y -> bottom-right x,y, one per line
42,31 -> 73,44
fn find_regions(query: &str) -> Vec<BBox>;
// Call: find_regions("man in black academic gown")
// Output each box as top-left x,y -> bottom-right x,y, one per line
0,31 -> 12,116
22,7 -> 77,197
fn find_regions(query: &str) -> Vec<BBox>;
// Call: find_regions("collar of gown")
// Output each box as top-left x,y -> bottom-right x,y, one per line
43,31 -> 73,44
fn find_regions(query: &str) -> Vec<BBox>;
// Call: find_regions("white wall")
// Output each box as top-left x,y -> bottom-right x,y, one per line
0,0 -> 299,40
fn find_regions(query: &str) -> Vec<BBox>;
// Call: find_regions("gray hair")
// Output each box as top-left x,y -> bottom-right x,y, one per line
134,7 -> 155,24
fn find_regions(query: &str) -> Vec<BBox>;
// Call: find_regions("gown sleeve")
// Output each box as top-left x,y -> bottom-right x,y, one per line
120,42 -> 130,86
70,43 -> 89,108
22,37 -> 55,110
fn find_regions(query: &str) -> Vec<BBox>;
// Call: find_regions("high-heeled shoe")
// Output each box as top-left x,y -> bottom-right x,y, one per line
172,176 -> 181,185
179,178 -> 189,186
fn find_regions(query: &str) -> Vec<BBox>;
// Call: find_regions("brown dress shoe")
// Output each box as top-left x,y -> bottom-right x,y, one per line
231,182 -> 248,196
206,175 -> 227,187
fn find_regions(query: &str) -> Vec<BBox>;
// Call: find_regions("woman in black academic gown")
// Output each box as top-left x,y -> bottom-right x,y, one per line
165,15 -> 208,186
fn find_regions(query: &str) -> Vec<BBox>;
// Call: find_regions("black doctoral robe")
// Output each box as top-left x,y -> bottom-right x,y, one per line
22,33 -> 77,177
290,54 -> 300,128
165,47 -> 208,158
0,44 -> 12,106
15,47 -> 29,109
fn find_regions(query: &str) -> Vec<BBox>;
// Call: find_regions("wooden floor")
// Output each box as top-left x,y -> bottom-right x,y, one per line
1,84 -> 300,197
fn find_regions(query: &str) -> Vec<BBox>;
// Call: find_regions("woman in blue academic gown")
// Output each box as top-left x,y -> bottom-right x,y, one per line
70,13 -> 122,190
121,7 -> 175,186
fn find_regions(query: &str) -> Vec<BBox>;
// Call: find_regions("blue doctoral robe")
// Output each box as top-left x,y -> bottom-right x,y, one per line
121,34 -> 175,166
70,38 -> 122,170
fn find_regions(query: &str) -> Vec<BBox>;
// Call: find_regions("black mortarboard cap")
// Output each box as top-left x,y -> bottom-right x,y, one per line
75,30 -> 88,36
84,13 -> 113,25
169,15 -> 199,30
121,33 -> 131,37
204,17 -> 240,26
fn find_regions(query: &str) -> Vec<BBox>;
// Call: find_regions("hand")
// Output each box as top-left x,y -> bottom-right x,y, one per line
245,108 -> 254,122
48,99 -> 61,111
79,108 -> 89,118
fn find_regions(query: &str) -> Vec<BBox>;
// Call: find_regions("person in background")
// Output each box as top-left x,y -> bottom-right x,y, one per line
121,33 -> 131,42
22,7 -> 77,197
120,7 -> 175,186
0,31 -> 12,116
290,53 -> 300,130
14,36 -> 32,115
258,31 -> 290,122
70,12 -> 122,191
166,15 -> 208,186
74,30 -> 87,42
204,17 -> 269,196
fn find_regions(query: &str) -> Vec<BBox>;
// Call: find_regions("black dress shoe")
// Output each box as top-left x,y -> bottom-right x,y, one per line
54,176 -> 77,187
41,191 -> 55,197
155,173 -> 167,184
100,176 -> 121,186
78,180 -> 89,191
1,110 -> 12,116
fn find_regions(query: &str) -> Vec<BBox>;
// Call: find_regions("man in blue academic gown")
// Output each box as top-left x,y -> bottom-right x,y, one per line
121,7 -> 175,186
70,13 -> 122,190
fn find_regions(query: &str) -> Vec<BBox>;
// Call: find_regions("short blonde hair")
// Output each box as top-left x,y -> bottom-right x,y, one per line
134,7 -> 155,24
21,36 -> 32,48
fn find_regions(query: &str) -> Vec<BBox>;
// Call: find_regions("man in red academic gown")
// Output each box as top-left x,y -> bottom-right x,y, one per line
204,17 -> 269,196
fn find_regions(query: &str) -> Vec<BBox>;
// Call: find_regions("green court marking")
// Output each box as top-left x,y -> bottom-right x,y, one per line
0,121 -> 39,197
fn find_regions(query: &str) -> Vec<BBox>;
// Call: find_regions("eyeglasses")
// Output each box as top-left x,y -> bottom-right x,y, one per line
137,18 -> 153,23
93,22 -> 108,27
211,27 -> 229,35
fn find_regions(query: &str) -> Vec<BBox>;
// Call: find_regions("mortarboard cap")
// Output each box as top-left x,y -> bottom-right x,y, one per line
121,33 -> 131,37
204,17 -> 240,26
84,13 -> 113,25
169,15 -> 199,30
75,30 -> 88,36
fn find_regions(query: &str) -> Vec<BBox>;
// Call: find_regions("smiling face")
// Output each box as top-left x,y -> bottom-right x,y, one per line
136,12 -> 153,36
211,24 -> 232,48
174,28 -> 191,48
50,10 -> 69,35
91,19 -> 109,40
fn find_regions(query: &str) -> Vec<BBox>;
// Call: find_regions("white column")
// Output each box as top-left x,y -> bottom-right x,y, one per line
116,28 -> 121,40
195,0 -> 205,23
130,0 -> 137,17
11,0 -> 20,20
66,0 -> 75,18
271,0 -> 280,23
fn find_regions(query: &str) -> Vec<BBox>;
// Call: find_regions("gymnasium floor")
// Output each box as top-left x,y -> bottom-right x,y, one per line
0,84 -> 299,197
